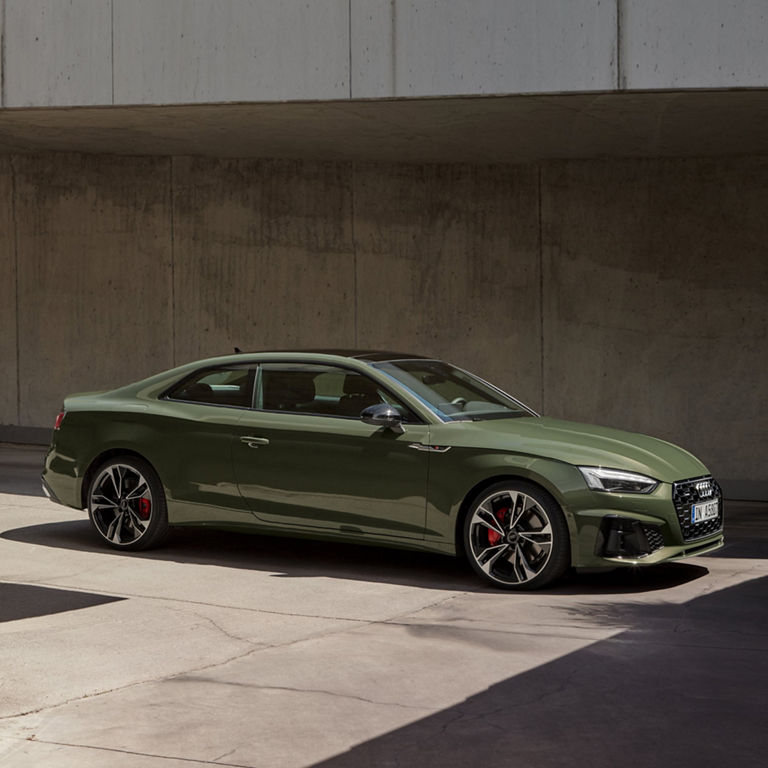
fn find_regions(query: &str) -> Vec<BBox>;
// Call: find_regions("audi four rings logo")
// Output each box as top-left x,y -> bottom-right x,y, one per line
696,480 -> 714,498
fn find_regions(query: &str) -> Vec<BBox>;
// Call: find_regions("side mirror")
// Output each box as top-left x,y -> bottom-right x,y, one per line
361,404 -> 404,433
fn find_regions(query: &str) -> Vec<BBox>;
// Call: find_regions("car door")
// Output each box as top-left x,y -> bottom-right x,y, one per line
232,362 -> 430,540
154,363 -> 257,524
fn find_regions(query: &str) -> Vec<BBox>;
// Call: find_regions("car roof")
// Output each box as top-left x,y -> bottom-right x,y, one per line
233,349 -> 430,363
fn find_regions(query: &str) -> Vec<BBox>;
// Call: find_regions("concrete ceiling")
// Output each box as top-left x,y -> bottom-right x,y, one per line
0,89 -> 767,163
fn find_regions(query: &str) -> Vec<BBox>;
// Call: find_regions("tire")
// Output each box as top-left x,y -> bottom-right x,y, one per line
87,455 -> 169,551
463,480 -> 570,590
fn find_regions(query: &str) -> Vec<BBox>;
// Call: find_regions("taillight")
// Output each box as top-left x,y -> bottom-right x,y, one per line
53,410 -> 66,430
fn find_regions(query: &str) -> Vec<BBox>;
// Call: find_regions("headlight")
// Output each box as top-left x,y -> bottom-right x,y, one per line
578,466 -> 659,494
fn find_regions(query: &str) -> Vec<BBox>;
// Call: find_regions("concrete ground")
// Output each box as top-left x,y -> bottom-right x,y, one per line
1,443 -> 766,768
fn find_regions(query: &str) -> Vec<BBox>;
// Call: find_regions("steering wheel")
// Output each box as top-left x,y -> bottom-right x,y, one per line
450,397 -> 468,409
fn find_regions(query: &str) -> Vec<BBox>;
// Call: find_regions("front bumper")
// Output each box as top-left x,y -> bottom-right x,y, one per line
570,475 -> 724,568
596,513 -> 724,564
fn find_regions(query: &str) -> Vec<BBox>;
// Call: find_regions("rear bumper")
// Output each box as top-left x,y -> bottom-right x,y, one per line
41,444 -> 84,510
40,475 -> 62,505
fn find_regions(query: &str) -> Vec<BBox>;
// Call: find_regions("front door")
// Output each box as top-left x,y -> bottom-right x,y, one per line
233,363 -> 430,540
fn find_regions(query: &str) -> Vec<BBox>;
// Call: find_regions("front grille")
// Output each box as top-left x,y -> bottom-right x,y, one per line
672,475 -> 723,541
640,523 -> 665,553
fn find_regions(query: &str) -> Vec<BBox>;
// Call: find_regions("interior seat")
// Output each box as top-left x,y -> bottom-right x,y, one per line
262,372 -> 317,412
337,375 -> 382,417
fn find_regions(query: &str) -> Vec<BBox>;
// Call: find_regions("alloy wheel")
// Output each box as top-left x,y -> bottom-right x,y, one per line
467,488 -> 556,586
89,463 -> 154,546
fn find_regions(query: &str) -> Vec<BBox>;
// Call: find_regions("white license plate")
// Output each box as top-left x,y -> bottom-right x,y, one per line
692,499 -> 719,524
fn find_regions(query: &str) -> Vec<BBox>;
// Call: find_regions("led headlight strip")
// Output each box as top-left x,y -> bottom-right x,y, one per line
578,466 -> 659,494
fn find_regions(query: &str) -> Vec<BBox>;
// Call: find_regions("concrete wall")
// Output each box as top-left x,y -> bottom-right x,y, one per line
2,151 -> 766,497
353,163 -> 541,388
171,157 -> 357,362
3,1 -> 768,107
0,157 -> 15,429
541,157 -> 768,492
7,154 -> 173,426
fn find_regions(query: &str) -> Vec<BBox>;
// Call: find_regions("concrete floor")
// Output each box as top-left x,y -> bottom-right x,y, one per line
1,443 -> 766,767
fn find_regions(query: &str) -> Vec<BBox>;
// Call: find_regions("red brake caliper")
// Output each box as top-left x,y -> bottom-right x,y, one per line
487,507 -> 508,546
138,498 -> 151,520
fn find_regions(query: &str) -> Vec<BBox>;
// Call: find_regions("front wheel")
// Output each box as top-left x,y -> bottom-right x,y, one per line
463,481 -> 570,590
87,456 -> 169,551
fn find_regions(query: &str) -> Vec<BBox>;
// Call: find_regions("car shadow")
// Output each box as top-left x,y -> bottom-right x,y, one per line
2,519 -> 710,595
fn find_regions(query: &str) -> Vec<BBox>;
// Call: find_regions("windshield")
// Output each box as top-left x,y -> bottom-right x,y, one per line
374,360 -> 535,422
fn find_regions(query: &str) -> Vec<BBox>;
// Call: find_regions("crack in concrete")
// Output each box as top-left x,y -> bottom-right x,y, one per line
173,676 -> 436,713
23,578 -> 382,624
166,606 -> 260,647
0,588 -> 467,722
211,747 -> 238,764
8,736 -> 255,767
0,638 -> 265,723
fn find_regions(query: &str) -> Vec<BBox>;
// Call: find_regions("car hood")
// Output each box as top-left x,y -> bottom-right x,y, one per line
437,416 -> 709,483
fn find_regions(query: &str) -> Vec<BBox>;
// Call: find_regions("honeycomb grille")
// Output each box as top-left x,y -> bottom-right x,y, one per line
671,475 -> 723,541
641,524 -> 665,553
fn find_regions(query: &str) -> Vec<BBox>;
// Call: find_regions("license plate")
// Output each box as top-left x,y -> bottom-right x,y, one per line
692,499 -> 719,524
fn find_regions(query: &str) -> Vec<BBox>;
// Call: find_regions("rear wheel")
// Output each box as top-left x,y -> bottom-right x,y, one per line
463,481 -> 570,590
87,456 -> 169,550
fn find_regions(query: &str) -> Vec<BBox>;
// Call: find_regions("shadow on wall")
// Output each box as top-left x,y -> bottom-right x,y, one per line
310,573 -> 768,768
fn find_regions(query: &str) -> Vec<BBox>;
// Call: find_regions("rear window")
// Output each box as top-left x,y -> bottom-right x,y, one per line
166,366 -> 255,409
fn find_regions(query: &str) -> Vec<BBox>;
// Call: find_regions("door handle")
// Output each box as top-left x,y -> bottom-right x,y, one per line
241,436 -> 270,448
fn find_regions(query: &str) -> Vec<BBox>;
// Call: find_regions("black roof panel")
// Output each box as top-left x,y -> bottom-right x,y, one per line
235,349 -> 430,362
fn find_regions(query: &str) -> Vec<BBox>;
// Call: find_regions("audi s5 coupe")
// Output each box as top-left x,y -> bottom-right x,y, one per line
42,351 -> 724,589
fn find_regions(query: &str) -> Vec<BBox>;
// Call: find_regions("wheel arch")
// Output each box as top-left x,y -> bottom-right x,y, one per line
80,448 -> 157,508
453,473 -> 568,559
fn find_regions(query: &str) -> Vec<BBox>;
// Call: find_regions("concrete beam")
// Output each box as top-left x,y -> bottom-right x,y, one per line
113,0 -> 350,104
0,90 -> 768,163
622,0 -> 768,89
4,0 -> 113,107
352,0 -> 617,98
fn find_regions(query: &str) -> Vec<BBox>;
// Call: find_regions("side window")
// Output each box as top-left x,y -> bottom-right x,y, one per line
166,366 -> 255,408
257,363 -> 418,421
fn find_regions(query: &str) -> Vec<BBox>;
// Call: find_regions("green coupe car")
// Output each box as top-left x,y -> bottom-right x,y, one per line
42,351 -> 724,589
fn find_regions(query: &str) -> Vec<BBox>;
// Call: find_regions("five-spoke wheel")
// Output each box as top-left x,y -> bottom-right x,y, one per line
87,456 -> 168,550
464,481 -> 569,589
